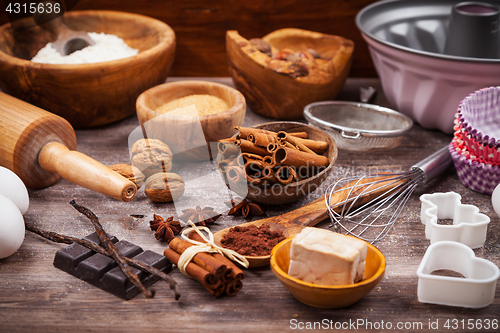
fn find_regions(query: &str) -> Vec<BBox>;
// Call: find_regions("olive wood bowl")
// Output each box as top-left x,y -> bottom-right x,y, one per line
136,80 -> 246,162
270,236 -> 386,308
218,121 -> 338,205
0,10 -> 176,128
226,28 -> 354,120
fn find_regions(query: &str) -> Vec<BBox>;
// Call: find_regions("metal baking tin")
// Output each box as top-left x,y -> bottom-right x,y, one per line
304,101 -> 413,151
356,0 -> 500,63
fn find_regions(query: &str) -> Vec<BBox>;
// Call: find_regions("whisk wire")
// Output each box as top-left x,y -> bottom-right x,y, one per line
325,170 -> 424,243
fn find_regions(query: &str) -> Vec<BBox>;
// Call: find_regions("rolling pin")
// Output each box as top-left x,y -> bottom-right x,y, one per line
0,92 -> 136,201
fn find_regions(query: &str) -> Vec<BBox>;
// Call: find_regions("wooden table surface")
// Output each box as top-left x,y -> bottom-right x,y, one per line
0,77 -> 498,333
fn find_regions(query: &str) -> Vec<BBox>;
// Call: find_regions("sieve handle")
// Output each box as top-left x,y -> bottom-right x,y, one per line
411,145 -> 453,184
341,130 -> 361,140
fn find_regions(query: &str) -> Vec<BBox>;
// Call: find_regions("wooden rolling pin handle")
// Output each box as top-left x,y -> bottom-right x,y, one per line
38,142 -> 137,202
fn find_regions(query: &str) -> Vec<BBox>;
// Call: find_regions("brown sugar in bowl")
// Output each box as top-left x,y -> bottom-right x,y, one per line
136,80 -> 246,162
0,10 -> 176,128
226,28 -> 354,120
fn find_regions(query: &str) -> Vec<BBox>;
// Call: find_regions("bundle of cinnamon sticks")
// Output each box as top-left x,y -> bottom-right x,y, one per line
218,126 -> 329,186
163,231 -> 245,297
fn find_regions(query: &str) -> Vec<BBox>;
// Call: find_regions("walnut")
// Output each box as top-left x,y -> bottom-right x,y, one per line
144,172 -> 185,203
266,59 -> 309,78
249,38 -> 272,57
130,139 -> 173,178
108,164 -> 145,189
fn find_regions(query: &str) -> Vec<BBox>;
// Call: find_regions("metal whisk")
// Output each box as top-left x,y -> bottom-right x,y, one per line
325,146 -> 453,243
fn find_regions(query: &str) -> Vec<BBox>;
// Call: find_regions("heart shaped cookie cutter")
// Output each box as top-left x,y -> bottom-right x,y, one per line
417,241 -> 499,308
420,192 -> 490,248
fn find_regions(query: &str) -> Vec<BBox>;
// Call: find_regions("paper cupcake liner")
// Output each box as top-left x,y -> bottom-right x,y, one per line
449,141 -> 500,195
457,86 -> 500,148
454,121 -> 500,164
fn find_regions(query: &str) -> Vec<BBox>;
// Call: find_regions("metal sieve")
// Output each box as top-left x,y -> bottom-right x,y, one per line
304,101 -> 413,151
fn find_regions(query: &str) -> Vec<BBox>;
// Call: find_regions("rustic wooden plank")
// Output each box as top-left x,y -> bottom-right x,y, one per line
0,0 -> 379,77
0,77 -> 498,332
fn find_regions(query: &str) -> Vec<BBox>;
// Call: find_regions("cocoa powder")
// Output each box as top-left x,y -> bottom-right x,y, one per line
220,224 -> 286,256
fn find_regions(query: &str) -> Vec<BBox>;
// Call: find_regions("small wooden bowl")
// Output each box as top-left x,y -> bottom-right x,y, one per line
218,121 -> 338,205
136,80 -> 246,161
226,28 -> 354,120
270,237 -> 386,308
0,11 -> 175,128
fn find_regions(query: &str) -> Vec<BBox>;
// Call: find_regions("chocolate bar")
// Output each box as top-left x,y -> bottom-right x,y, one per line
53,232 -> 172,299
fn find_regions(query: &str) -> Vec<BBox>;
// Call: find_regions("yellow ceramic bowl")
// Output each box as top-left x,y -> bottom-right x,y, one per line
270,236 -> 386,308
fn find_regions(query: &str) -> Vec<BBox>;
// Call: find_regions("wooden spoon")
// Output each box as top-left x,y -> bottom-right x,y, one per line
213,175 -> 404,268
33,2 -> 95,56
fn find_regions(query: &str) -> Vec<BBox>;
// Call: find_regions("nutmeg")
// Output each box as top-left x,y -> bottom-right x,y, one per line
130,139 -> 173,178
144,172 -> 185,203
108,164 -> 145,189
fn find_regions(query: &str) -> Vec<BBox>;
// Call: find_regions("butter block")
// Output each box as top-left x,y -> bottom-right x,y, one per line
288,227 -> 367,286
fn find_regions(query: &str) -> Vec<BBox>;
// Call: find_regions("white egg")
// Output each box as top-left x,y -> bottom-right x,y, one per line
492,183 -> 500,218
0,166 -> 29,214
0,194 -> 25,259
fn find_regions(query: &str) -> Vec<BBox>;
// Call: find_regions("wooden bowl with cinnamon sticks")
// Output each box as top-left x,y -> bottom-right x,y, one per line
217,121 -> 338,205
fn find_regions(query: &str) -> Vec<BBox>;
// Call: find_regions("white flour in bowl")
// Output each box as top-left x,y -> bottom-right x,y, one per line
31,32 -> 139,64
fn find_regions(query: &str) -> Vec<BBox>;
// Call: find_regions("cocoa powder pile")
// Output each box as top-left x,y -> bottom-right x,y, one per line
221,224 -> 286,256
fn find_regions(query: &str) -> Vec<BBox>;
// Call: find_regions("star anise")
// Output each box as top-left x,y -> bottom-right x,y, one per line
149,214 -> 182,243
225,198 -> 265,218
179,206 -> 221,227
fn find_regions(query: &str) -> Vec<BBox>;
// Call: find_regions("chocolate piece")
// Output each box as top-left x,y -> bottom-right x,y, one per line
53,233 -> 172,299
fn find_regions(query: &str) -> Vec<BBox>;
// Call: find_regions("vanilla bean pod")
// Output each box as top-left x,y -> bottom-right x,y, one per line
25,222 -> 181,300
69,200 -> 154,299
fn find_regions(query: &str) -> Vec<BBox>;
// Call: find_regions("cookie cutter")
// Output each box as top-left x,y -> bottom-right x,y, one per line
417,241 -> 499,308
420,192 -> 490,249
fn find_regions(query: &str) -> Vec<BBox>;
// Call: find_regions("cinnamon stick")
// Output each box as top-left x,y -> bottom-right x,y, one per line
242,153 -> 263,163
283,133 -> 316,154
225,279 -> 243,297
276,166 -> 294,185
267,142 -> 280,153
237,139 -> 271,156
244,160 -> 265,182
163,248 -> 221,290
262,155 -> 275,167
248,132 -> 278,147
288,132 -> 308,139
226,165 -> 246,183
262,166 -> 278,183
292,137 -> 329,154
169,238 -> 228,280
217,138 -> 240,155
274,147 -> 329,168
235,126 -> 275,140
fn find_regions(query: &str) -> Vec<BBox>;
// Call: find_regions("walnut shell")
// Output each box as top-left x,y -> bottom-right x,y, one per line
108,164 -> 145,189
130,139 -> 173,178
144,172 -> 185,203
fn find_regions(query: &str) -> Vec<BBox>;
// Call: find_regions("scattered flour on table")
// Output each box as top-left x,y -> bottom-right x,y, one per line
31,32 -> 139,64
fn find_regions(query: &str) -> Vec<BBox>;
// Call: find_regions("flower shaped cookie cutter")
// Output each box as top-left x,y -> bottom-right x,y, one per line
420,192 -> 490,249
417,241 -> 499,308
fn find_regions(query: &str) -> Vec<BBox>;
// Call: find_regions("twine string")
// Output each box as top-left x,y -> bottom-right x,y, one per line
177,220 -> 249,277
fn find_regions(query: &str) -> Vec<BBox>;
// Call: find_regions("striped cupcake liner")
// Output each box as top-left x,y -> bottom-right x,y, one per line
449,139 -> 500,195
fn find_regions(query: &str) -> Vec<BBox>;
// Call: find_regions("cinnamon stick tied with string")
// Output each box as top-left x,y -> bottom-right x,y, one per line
169,238 -> 231,282
188,231 -> 245,281
164,236 -> 244,297
163,248 -> 224,297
